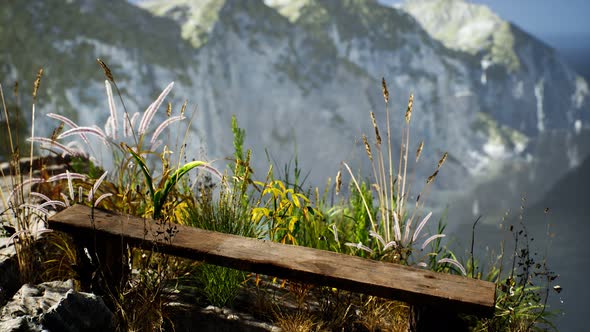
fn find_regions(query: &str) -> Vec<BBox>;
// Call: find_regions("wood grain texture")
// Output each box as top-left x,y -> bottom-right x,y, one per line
48,204 -> 495,315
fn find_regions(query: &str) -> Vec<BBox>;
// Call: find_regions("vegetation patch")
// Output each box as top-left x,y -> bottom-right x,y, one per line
0,64 -> 560,331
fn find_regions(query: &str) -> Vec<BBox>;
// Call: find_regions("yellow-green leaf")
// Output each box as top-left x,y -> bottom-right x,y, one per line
292,194 -> 301,209
252,207 -> 269,222
288,216 -> 299,232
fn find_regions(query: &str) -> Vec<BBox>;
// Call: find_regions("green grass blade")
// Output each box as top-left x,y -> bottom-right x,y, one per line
126,144 -> 154,199
154,161 -> 207,219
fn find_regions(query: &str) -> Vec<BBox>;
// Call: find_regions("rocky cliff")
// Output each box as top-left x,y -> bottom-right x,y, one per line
1,0 -> 588,200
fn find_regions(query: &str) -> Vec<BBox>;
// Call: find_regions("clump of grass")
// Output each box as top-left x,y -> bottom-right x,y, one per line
464,200 -> 560,331
113,256 -> 174,332
355,296 -> 409,332
195,264 -> 247,308
11,59 -> 217,330
338,78 -> 463,273
40,231 -> 78,283
274,309 -> 322,332
180,177 -> 254,308
175,116 -> 261,308
0,72 -> 56,284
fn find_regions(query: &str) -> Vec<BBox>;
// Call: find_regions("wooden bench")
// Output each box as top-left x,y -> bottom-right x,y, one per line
48,204 -> 495,330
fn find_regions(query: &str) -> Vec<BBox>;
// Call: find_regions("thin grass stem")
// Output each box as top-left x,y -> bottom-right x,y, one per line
0,83 -> 14,154
343,162 -> 377,234
29,103 -> 36,200
105,80 -> 118,140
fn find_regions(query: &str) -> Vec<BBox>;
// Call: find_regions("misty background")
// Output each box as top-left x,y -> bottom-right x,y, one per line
383,0 -> 590,80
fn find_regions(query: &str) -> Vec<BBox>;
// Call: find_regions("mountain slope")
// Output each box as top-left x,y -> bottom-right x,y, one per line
0,0 -> 588,194
0,0 -> 195,126
141,0 -> 225,48
403,0 -> 520,71
165,0 -> 385,182
402,0 -> 589,135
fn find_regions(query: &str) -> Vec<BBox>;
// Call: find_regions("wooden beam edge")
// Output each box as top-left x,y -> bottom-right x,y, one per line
48,205 -> 496,316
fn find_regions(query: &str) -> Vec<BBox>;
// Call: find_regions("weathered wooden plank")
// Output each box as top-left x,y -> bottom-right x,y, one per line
48,204 -> 495,315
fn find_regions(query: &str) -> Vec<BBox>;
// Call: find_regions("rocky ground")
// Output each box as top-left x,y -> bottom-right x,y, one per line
0,208 -> 285,331
0,234 -> 285,332
0,156 -> 287,331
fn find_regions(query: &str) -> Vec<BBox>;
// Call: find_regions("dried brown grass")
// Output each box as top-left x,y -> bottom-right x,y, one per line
274,309 -> 322,332
356,296 -> 410,332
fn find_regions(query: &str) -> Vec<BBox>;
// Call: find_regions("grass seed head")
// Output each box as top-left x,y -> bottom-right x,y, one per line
381,77 -> 389,104
335,170 -> 342,195
180,100 -> 187,116
51,122 -> 65,141
166,102 -> 172,117
370,112 -> 381,145
97,58 -> 114,83
372,183 -> 380,194
405,93 -> 413,123
33,68 -> 44,100
415,140 -> 424,162
437,152 -> 448,169
427,170 -> 438,184
362,134 -> 373,161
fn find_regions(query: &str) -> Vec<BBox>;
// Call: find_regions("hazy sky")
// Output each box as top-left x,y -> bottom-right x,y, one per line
380,0 -> 590,49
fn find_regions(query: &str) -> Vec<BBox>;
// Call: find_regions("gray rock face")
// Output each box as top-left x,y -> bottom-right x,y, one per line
0,316 -> 42,332
0,280 -> 115,332
402,0 -> 588,134
41,289 -> 115,332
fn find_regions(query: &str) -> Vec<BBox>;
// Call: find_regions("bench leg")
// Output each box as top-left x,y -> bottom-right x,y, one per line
73,235 -> 94,292
73,234 -> 129,295
409,305 -> 469,332
94,235 -> 129,295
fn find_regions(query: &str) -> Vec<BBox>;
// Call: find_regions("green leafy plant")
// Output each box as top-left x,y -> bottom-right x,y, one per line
231,114 -> 247,177
252,179 -> 324,246
195,264 -> 247,308
126,145 -> 218,220
174,114 -> 261,308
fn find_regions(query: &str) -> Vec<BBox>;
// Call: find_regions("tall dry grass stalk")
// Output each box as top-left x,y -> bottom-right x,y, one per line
343,78 -> 462,271
0,73 -> 51,283
30,69 -> 43,186
0,83 -> 15,155
97,58 -> 137,146
0,83 -> 14,209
